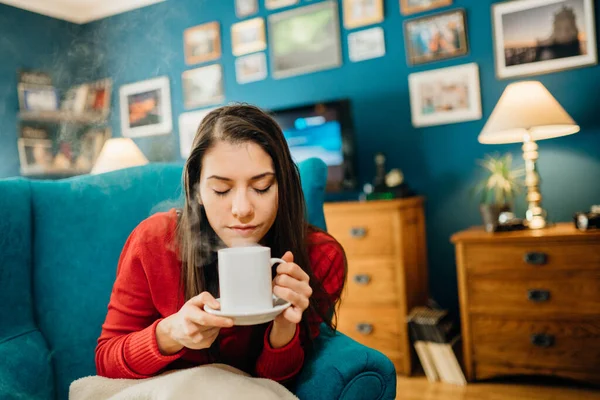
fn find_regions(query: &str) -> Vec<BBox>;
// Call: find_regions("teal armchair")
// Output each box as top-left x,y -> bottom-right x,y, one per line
0,158 -> 396,399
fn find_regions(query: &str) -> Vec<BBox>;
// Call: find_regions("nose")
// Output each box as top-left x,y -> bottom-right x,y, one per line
231,189 -> 254,220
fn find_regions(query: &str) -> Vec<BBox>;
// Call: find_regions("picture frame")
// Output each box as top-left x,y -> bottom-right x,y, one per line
408,62 -> 482,128
178,107 -> 218,158
265,0 -> 298,10
18,84 -> 59,111
404,9 -> 468,66
231,18 -> 267,56
236,0 -> 258,18
268,1 -> 342,79
400,0 -> 453,16
236,52 -> 268,84
75,127 -> 111,171
184,22 -> 221,65
17,138 -> 54,175
343,0 -> 384,30
348,27 -> 386,62
119,76 -> 173,138
182,64 -> 225,109
492,0 -> 597,79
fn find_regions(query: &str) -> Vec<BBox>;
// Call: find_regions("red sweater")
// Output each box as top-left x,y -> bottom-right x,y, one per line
95,209 -> 345,382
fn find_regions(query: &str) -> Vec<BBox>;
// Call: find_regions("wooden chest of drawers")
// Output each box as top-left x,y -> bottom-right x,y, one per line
323,198 -> 429,375
451,223 -> 600,385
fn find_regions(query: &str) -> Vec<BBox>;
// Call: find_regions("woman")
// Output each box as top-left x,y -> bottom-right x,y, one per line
95,104 -> 347,385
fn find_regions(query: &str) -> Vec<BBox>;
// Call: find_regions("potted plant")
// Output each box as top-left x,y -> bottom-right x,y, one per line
472,153 -> 525,232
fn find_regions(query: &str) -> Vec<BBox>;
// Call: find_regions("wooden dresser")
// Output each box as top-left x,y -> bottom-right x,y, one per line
323,198 -> 429,375
451,223 -> 600,385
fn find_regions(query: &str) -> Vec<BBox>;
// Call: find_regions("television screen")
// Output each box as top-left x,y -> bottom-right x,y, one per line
270,100 -> 357,193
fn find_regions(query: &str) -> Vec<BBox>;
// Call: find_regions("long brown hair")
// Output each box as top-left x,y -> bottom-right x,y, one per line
176,104 -> 345,340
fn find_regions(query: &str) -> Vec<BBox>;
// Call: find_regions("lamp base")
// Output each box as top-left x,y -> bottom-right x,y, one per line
522,133 -> 548,230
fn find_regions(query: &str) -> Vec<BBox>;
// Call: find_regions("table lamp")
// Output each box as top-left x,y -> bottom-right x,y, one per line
91,138 -> 149,174
478,81 -> 580,229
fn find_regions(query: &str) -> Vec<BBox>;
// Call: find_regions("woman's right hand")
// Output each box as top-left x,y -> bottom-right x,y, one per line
156,292 -> 234,355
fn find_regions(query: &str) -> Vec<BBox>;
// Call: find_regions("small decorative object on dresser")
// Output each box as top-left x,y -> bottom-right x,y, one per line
451,223 -> 600,385
324,198 -> 429,374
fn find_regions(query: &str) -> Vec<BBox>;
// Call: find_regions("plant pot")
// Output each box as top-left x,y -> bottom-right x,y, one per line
480,204 -> 511,233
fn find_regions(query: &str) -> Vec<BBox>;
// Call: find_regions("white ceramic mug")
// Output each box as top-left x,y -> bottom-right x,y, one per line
217,246 -> 285,313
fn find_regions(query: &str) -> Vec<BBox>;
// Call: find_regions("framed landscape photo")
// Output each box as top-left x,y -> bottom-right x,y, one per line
404,9 -> 468,66
492,0 -> 597,79
343,0 -> 384,30
408,62 -> 482,128
268,1 -> 342,79
400,0 -> 452,16
182,64 -> 225,109
184,22 -> 221,65
231,18 -> 267,56
119,76 -> 173,138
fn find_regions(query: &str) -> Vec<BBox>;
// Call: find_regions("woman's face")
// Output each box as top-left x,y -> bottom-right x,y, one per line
199,140 -> 279,248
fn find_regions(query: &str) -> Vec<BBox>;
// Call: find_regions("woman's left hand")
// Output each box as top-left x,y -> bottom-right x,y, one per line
270,251 -> 312,347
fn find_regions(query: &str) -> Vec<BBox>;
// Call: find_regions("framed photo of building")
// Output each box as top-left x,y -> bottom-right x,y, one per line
343,0 -> 384,30
400,0 -> 453,16
492,0 -> 597,79
236,0 -> 258,18
182,64 -> 225,109
231,18 -> 267,56
235,52 -> 268,84
119,76 -> 173,138
184,22 -> 221,65
408,62 -> 482,128
404,9 -> 468,66
268,1 -> 342,79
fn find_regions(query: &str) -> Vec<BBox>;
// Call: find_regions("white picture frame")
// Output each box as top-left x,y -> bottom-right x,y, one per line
492,0 -> 597,79
348,27 -> 386,62
179,108 -> 218,158
236,0 -> 258,18
119,76 -> 173,138
265,0 -> 298,10
182,64 -> 225,109
17,138 -> 54,175
236,53 -> 268,84
408,63 -> 482,128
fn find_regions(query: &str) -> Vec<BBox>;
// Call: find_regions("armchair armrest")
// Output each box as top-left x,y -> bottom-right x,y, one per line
295,325 -> 397,400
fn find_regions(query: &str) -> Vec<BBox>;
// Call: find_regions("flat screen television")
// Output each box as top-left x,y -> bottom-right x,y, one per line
269,99 -> 358,193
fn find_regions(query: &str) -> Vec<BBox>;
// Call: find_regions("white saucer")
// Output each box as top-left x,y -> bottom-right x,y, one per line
204,297 -> 291,326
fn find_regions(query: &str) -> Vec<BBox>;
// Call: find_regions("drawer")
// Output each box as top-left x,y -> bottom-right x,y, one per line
464,243 -> 600,276
343,259 -> 398,305
325,210 -> 395,257
468,272 -> 600,315
337,306 -> 403,360
471,316 -> 600,372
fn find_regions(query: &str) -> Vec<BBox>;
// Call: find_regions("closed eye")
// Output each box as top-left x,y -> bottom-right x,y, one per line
214,189 -> 230,196
254,186 -> 272,195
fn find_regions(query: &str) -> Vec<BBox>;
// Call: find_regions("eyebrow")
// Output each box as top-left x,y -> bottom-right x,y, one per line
207,172 -> 275,182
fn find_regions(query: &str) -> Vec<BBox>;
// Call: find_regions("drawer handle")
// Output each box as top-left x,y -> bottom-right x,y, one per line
350,227 -> 367,238
356,323 -> 373,335
353,274 -> 371,285
527,289 -> 551,302
524,252 -> 548,265
531,333 -> 555,348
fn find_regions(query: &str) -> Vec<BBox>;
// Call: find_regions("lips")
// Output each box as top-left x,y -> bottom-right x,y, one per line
229,225 -> 259,237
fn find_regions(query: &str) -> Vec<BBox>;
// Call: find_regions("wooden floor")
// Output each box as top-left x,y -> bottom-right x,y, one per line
396,375 -> 600,400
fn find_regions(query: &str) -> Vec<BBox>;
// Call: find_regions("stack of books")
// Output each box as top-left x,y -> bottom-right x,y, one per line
407,306 -> 467,385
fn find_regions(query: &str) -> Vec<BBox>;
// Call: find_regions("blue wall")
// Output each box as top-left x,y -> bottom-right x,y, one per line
3,0 -> 600,315
0,4 -> 79,178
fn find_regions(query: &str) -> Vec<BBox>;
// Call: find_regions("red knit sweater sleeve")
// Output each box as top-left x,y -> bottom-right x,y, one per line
95,221 -> 185,378
255,234 -> 346,382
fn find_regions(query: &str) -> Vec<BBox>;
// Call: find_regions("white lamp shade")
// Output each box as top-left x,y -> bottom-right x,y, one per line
91,138 -> 149,174
478,81 -> 580,144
